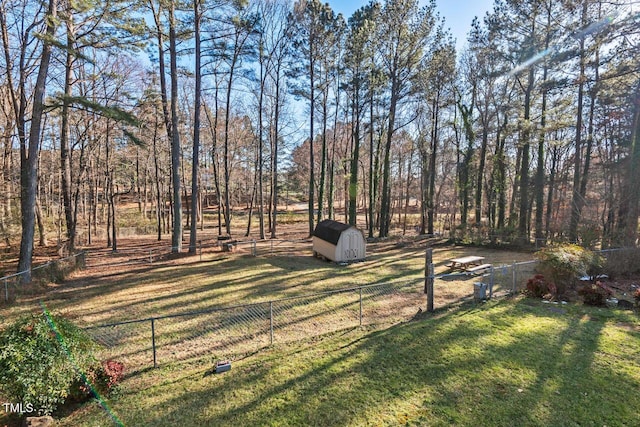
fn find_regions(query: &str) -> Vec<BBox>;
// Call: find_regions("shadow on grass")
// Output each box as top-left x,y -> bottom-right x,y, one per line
28,240 -> 498,322
108,299 -> 639,427
35,247 -> 428,326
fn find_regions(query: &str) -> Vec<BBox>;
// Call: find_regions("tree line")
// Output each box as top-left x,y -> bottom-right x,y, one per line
1,0 -> 639,280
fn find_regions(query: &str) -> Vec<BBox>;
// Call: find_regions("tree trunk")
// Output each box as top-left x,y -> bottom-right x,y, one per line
257,42 -> 265,240
169,2 -> 182,252
189,0 -> 201,253
367,80 -> 375,238
458,102 -> 474,230
308,51 -> 316,236
517,66 -> 534,244
402,140 -> 415,235
534,77 -> 548,242
568,3 -> 589,243
17,0 -> 57,280
60,19 -> 76,251
348,86 -> 360,225
270,62 -> 282,239
475,109 -> 488,226
152,106 -> 162,241
379,76 -> 399,237
545,144 -> 559,239
619,81 -> 640,246
428,95 -> 440,235
317,84 -> 328,226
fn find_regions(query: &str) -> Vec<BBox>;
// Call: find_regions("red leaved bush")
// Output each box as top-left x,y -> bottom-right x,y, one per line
525,274 -> 557,299
578,281 -> 613,306
100,360 -> 125,391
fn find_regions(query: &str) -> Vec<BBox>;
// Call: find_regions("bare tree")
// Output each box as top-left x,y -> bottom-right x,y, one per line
0,0 -> 58,280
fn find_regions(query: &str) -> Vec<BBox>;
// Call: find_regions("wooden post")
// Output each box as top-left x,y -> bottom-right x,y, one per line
425,248 -> 434,312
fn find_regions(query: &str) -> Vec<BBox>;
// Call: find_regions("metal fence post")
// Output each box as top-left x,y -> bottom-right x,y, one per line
269,302 -> 274,345
151,318 -> 157,368
149,249 -> 153,264
489,265 -> 495,299
359,287 -> 363,326
4,278 -> 7,302
199,240 -> 202,261
252,240 -> 256,256
512,261 -> 517,294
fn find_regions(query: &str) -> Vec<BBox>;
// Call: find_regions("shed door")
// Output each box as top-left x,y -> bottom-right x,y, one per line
343,232 -> 358,260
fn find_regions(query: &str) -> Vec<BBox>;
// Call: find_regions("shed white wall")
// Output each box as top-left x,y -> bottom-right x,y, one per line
335,228 -> 366,262
312,236 -> 337,261
313,227 -> 366,262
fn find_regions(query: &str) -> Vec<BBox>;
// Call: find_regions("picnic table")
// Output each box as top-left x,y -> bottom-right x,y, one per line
447,256 -> 491,273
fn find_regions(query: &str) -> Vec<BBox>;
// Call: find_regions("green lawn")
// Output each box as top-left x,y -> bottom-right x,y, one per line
2,240 -> 638,426
46,298 -> 640,427
0,239 -> 534,326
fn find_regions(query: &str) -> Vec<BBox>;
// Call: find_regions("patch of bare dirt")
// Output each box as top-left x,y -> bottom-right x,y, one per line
599,277 -> 640,301
616,322 -> 640,332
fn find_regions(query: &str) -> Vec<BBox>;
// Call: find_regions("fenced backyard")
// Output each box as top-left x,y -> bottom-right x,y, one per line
2,239 -> 639,427
1,252 -> 86,303
85,281 -> 423,370
79,254 -> 539,371
7,237 -> 631,373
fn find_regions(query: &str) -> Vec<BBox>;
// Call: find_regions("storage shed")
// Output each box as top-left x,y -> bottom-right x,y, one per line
312,219 -> 366,263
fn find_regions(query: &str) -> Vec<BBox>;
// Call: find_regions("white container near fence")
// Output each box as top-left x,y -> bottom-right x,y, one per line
474,282 -> 488,300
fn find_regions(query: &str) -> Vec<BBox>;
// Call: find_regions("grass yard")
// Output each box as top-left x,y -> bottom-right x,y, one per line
0,237 -> 534,326
46,298 -> 640,427
2,238 -> 638,426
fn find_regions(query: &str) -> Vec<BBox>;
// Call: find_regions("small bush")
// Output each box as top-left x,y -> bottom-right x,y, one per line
0,312 -> 100,416
69,359 -> 125,402
578,281 -> 613,306
525,274 -> 557,299
535,244 -> 603,295
578,222 -> 602,249
98,360 -> 125,392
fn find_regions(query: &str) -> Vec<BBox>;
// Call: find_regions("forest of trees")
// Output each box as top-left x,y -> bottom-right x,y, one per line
1,0 -> 639,280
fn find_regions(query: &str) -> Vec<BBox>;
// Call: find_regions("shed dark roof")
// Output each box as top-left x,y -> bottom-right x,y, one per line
313,219 -> 353,245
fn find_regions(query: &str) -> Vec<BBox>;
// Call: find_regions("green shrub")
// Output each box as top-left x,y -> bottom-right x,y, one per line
0,312 -> 100,416
578,222 -> 602,249
535,244 -> 604,295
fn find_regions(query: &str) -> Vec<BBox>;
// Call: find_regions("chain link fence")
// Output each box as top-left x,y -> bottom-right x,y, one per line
85,280 -> 424,371
430,260 -> 539,304
84,238 -> 261,267
256,238 -> 311,257
91,237 -> 316,263
1,252 -> 86,304
598,247 -> 640,276
83,259 -> 541,373
489,261 -> 539,295
8,241 -> 636,375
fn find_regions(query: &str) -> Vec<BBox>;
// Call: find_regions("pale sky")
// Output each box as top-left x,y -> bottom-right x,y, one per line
326,0 -> 495,52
